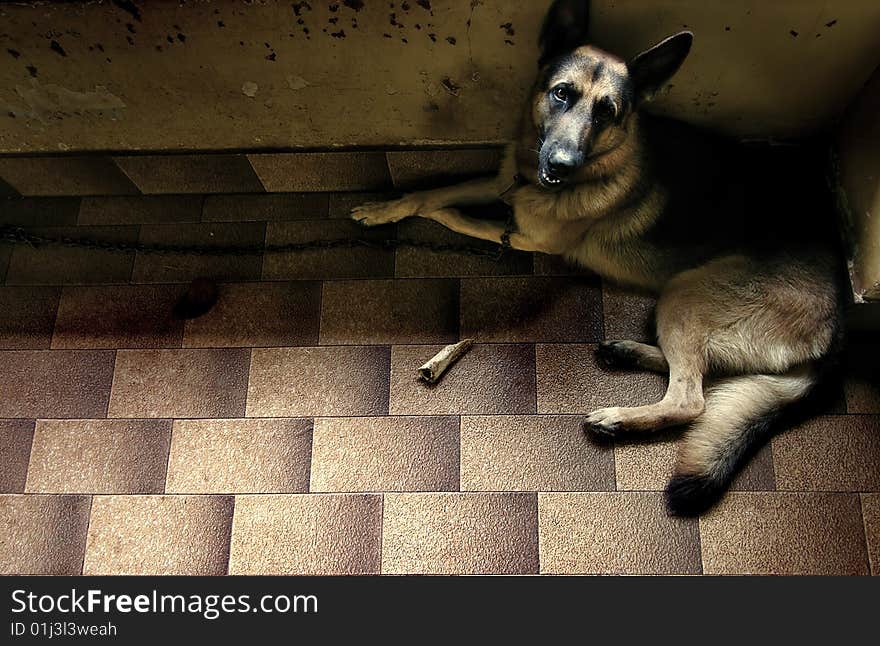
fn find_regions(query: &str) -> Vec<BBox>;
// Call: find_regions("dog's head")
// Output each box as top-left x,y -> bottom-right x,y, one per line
530,0 -> 693,189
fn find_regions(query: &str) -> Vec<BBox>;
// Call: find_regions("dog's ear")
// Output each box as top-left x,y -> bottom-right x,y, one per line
538,0 -> 591,67
627,31 -> 693,103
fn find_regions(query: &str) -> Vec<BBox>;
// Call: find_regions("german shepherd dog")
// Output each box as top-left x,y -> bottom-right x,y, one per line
352,0 -> 846,515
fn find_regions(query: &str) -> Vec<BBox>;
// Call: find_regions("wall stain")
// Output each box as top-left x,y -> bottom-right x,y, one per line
50,40 -> 67,57
112,0 -> 142,23
7,49 -> 21,59
292,2 -> 313,17
343,0 -> 364,11
441,77 -> 461,96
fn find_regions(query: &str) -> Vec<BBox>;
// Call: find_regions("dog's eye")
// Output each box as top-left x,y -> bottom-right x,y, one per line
592,97 -> 616,125
551,86 -> 569,103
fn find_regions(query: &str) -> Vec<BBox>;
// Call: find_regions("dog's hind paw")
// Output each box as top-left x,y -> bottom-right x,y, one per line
595,341 -> 639,369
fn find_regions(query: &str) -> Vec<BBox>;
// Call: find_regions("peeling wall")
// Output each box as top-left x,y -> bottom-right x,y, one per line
1,1 -> 879,153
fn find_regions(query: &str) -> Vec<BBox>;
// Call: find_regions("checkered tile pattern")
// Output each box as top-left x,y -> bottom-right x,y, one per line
1,182 -> 878,575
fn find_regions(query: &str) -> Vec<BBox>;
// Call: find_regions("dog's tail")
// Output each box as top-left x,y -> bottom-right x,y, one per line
664,366 -> 820,516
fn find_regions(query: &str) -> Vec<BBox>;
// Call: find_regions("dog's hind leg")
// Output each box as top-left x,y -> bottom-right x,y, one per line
586,334 -> 706,437
596,340 -> 668,372
665,367 -> 816,515
586,253 -> 840,439
351,177 -> 503,226
586,266 -> 716,436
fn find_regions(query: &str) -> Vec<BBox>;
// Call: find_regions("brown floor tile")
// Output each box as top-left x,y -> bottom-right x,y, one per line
461,276 -> 602,342
533,253 -> 596,276
536,344 -> 667,414
52,284 -> 185,349
0,420 -> 35,493
0,157 -> 138,196
0,350 -> 114,418
327,191 -> 399,219
202,193 -> 329,222
843,338 -> 880,413
320,279 -> 459,345
84,495 -> 234,575
395,219 -> 533,278
382,493 -> 538,574
4,226 -> 138,285
846,379 -> 880,414
184,282 -> 320,348
115,154 -> 264,194
248,152 -> 392,192
0,197 -> 80,226
615,438 -> 776,492
229,494 -> 382,575
247,346 -> 390,417
0,494 -> 90,574
109,349 -> 249,418
310,416 -> 459,492
460,415 -> 614,491
0,245 -> 10,282
772,415 -> 880,492
602,283 -> 657,343
26,419 -> 171,494
386,149 -> 502,190
863,494 -> 879,575
132,222 -> 265,283
0,286 -> 60,349
166,418 -> 312,494
78,195 -> 204,225
389,344 -> 536,415
262,220 -> 395,280
539,493 -> 701,574
0,177 -> 19,197
700,492 -> 869,575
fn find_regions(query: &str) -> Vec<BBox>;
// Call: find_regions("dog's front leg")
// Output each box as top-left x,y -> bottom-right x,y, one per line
419,208 -> 545,253
351,177 -> 502,226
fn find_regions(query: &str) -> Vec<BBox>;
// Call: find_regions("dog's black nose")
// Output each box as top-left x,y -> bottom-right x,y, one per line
547,150 -> 578,177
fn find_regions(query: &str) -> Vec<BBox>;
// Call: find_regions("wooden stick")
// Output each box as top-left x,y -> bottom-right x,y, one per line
418,339 -> 474,384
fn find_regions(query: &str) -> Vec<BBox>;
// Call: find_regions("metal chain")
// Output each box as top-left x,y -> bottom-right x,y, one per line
0,223 -> 514,261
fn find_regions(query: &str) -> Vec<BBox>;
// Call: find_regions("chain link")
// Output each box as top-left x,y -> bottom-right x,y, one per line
0,224 -> 514,261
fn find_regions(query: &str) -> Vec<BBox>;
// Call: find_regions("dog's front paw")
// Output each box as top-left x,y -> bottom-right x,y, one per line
351,199 -> 415,226
585,407 -> 625,439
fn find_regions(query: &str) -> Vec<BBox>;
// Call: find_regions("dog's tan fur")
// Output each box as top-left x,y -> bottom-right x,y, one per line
352,2 -> 844,514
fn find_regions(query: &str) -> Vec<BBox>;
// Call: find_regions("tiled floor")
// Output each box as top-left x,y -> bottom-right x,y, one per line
1,192 -> 878,576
